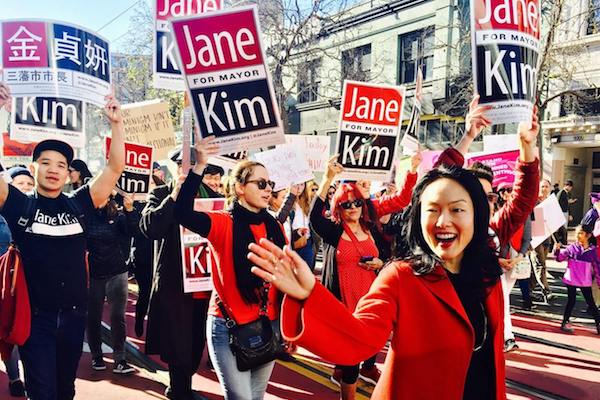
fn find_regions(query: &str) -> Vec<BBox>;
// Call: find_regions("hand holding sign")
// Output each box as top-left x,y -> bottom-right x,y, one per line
191,133 -> 220,175
325,155 -> 344,180
410,150 -> 423,173
518,106 -> 539,145
0,78 -> 11,112
465,95 -> 492,141
104,93 -> 123,125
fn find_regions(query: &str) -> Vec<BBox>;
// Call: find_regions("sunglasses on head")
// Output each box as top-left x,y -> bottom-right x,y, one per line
487,192 -> 499,204
339,199 -> 364,210
247,179 -> 275,190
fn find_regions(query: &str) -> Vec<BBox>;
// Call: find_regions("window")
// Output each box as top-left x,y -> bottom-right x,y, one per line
560,88 -> 600,116
399,27 -> 434,84
298,59 -> 321,103
341,44 -> 371,82
588,0 -> 600,35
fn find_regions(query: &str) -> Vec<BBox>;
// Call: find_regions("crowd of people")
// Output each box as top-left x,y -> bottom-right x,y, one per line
0,75 -> 599,400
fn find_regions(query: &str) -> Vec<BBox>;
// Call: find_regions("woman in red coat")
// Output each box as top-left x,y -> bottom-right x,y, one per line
248,165 -> 507,400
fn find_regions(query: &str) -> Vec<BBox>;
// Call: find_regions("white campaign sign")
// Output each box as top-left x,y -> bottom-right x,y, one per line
253,144 -> 314,191
530,194 -> 567,248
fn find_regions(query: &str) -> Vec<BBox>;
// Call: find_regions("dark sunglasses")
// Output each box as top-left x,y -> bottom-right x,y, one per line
339,199 -> 364,210
487,193 -> 499,204
247,179 -> 275,190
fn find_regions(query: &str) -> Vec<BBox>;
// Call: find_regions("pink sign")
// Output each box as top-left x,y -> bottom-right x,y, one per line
2,21 -> 48,68
467,150 -> 520,188
418,150 -> 443,176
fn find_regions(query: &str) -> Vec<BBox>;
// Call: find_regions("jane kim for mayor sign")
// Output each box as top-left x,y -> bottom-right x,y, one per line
471,0 -> 540,125
169,6 -> 284,154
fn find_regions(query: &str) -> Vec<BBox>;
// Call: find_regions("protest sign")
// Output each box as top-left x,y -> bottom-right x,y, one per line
1,20 -> 111,107
417,150 -> 443,176
169,6 -> 285,154
335,80 -> 405,181
180,198 -> 224,293
285,134 -> 330,172
1,131 -> 37,166
483,134 -> 518,152
105,137 -> 153,200
530,194 -> 566,248
400,67 -> 423,156
153,0 -> 222,91
121,100 -> 176,160
254,144 -> 313,191
471,0 -> 540,124
467,149 -> 519,188
10,96 -> 86,148
208,151 -> 247,170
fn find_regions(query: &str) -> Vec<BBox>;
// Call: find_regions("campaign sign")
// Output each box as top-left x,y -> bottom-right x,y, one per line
285,134 -> 331,172
466,149 -> 520,188
10,96 -> 86,148
179,198 -> 224,293
170,6 -> 285,154
121,100 -> 176,160
1,131 -> 37,168
0,20 -> 111,107
471,0 -> 540,124
154,0 -> 222,91
335,80 -> 405,181
208,150 -> 247,170
105,137 -> 153,200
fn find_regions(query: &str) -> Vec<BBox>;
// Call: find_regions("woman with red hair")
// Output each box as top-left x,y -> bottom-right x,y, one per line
309,154 -> 421,400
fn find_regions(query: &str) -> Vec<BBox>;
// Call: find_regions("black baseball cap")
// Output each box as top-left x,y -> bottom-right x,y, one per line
32,139 -> 74,165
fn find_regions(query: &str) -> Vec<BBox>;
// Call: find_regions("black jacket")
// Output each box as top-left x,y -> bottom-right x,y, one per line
86,206 -> 139,279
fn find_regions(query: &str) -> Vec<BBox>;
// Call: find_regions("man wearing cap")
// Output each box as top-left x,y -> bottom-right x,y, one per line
140,145 -> 221,400
0,82 -> 125,400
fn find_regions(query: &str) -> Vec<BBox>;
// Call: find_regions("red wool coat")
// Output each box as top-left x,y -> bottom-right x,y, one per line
281,261 -> 506,400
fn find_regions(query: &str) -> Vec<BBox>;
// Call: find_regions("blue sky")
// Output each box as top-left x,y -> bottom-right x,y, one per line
0,0 -> 151,51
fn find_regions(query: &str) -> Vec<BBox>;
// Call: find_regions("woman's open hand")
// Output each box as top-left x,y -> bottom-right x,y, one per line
248,239 -> 316,300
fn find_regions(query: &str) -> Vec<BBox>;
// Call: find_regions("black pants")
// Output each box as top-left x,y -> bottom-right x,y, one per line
134,261 -> 153,330
168,299 -> 209,398
337,354 -> 377,384
563,285 -> 600,324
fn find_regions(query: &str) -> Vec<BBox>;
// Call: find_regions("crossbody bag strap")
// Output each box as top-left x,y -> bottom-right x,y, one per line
341,223 -> 366,258
216,283 -> 271,329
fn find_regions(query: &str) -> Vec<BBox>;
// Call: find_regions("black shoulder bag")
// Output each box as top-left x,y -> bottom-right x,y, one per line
216,285 -> 284,371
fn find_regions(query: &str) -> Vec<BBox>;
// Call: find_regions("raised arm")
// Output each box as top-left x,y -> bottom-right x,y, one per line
371,152 -> 421,217
553,242 -> 573,262
275,185 -> 300,224
89,95 -> 126,208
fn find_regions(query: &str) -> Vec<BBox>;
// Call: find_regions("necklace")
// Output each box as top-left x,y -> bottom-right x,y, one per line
473,302 -> 488,352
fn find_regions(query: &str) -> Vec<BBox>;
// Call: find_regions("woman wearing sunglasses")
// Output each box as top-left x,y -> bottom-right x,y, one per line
174,136 -> 285,400
308,153 -> 421,399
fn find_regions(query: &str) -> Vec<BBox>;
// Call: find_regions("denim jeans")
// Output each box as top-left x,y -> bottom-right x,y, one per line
19,307 -> 86,400
87,272 -> 128,362
296,238 -> 315,271
3,346 -> 21,381
207,315 -> 275,400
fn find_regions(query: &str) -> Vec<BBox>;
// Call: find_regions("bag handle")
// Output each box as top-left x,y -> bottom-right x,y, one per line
216,284 -> 271,329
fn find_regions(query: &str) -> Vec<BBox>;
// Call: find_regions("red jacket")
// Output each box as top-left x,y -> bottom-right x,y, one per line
281,261 -> 506,400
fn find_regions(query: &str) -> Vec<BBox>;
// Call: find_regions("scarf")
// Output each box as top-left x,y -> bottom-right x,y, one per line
231,201 -> 286,304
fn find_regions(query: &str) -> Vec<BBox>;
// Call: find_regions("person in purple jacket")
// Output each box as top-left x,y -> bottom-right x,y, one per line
554,224 -> 600,334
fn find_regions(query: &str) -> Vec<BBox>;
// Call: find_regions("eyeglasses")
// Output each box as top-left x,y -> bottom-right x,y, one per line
311,187 -> 318,192
247,179 -> 275,190
487,193 -> 499,204
339,199 -> 364,210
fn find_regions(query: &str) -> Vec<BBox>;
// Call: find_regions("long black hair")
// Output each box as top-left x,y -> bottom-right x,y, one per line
404,165 -> 502,292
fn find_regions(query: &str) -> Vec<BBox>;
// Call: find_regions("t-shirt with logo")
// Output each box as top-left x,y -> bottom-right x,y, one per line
0,185 -> 95,311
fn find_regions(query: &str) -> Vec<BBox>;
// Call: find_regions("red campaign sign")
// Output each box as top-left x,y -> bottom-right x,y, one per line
2,132 -> 37,156
171,8 -> 263,74
156,0 -> 222,20
341,82 -> 404,126
105,137 -> 153,171
2,21 -> 48,68
474,0 -> 540,39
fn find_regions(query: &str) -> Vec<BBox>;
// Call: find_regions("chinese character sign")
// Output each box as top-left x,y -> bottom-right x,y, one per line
471,0 -> 540,124
10,96 -> 86,148
1,20 -> 111,107
170,6 -> 285,154
335,81 -> 405,181
154,0 -> 222,91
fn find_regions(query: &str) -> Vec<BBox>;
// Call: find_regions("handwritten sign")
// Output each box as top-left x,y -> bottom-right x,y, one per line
285,134 -> 330,172
253,144 -> 314,191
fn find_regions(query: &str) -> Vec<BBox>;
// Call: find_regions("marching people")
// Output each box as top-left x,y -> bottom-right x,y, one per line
86,193 -> 139,374
557,180 -> 577,245
139,147 -> 219,400
268,184 -> 302,240
0,82 -> 125,400
310,153 -> 420,398
6,167 -> 34,194
554,225 -> 600,334
532,179 -> 555,303
174,136 -> 286,400
291,181 -> 316,270
248,164 -> 508,400
67,159 -> 93,191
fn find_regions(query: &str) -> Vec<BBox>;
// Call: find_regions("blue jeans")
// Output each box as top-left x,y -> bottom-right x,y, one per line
296,238 -> 315,270
19,307 -> 86,400
3,346 -> 21,381
207,315 -> 275,400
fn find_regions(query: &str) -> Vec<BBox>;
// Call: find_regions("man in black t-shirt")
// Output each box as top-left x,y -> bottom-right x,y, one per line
0,82 -> 125,400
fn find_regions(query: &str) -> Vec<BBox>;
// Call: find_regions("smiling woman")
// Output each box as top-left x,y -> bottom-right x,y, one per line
247,164 -> 507,400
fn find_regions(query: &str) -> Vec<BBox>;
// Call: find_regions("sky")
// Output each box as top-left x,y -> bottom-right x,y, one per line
0,0 -> 151,52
